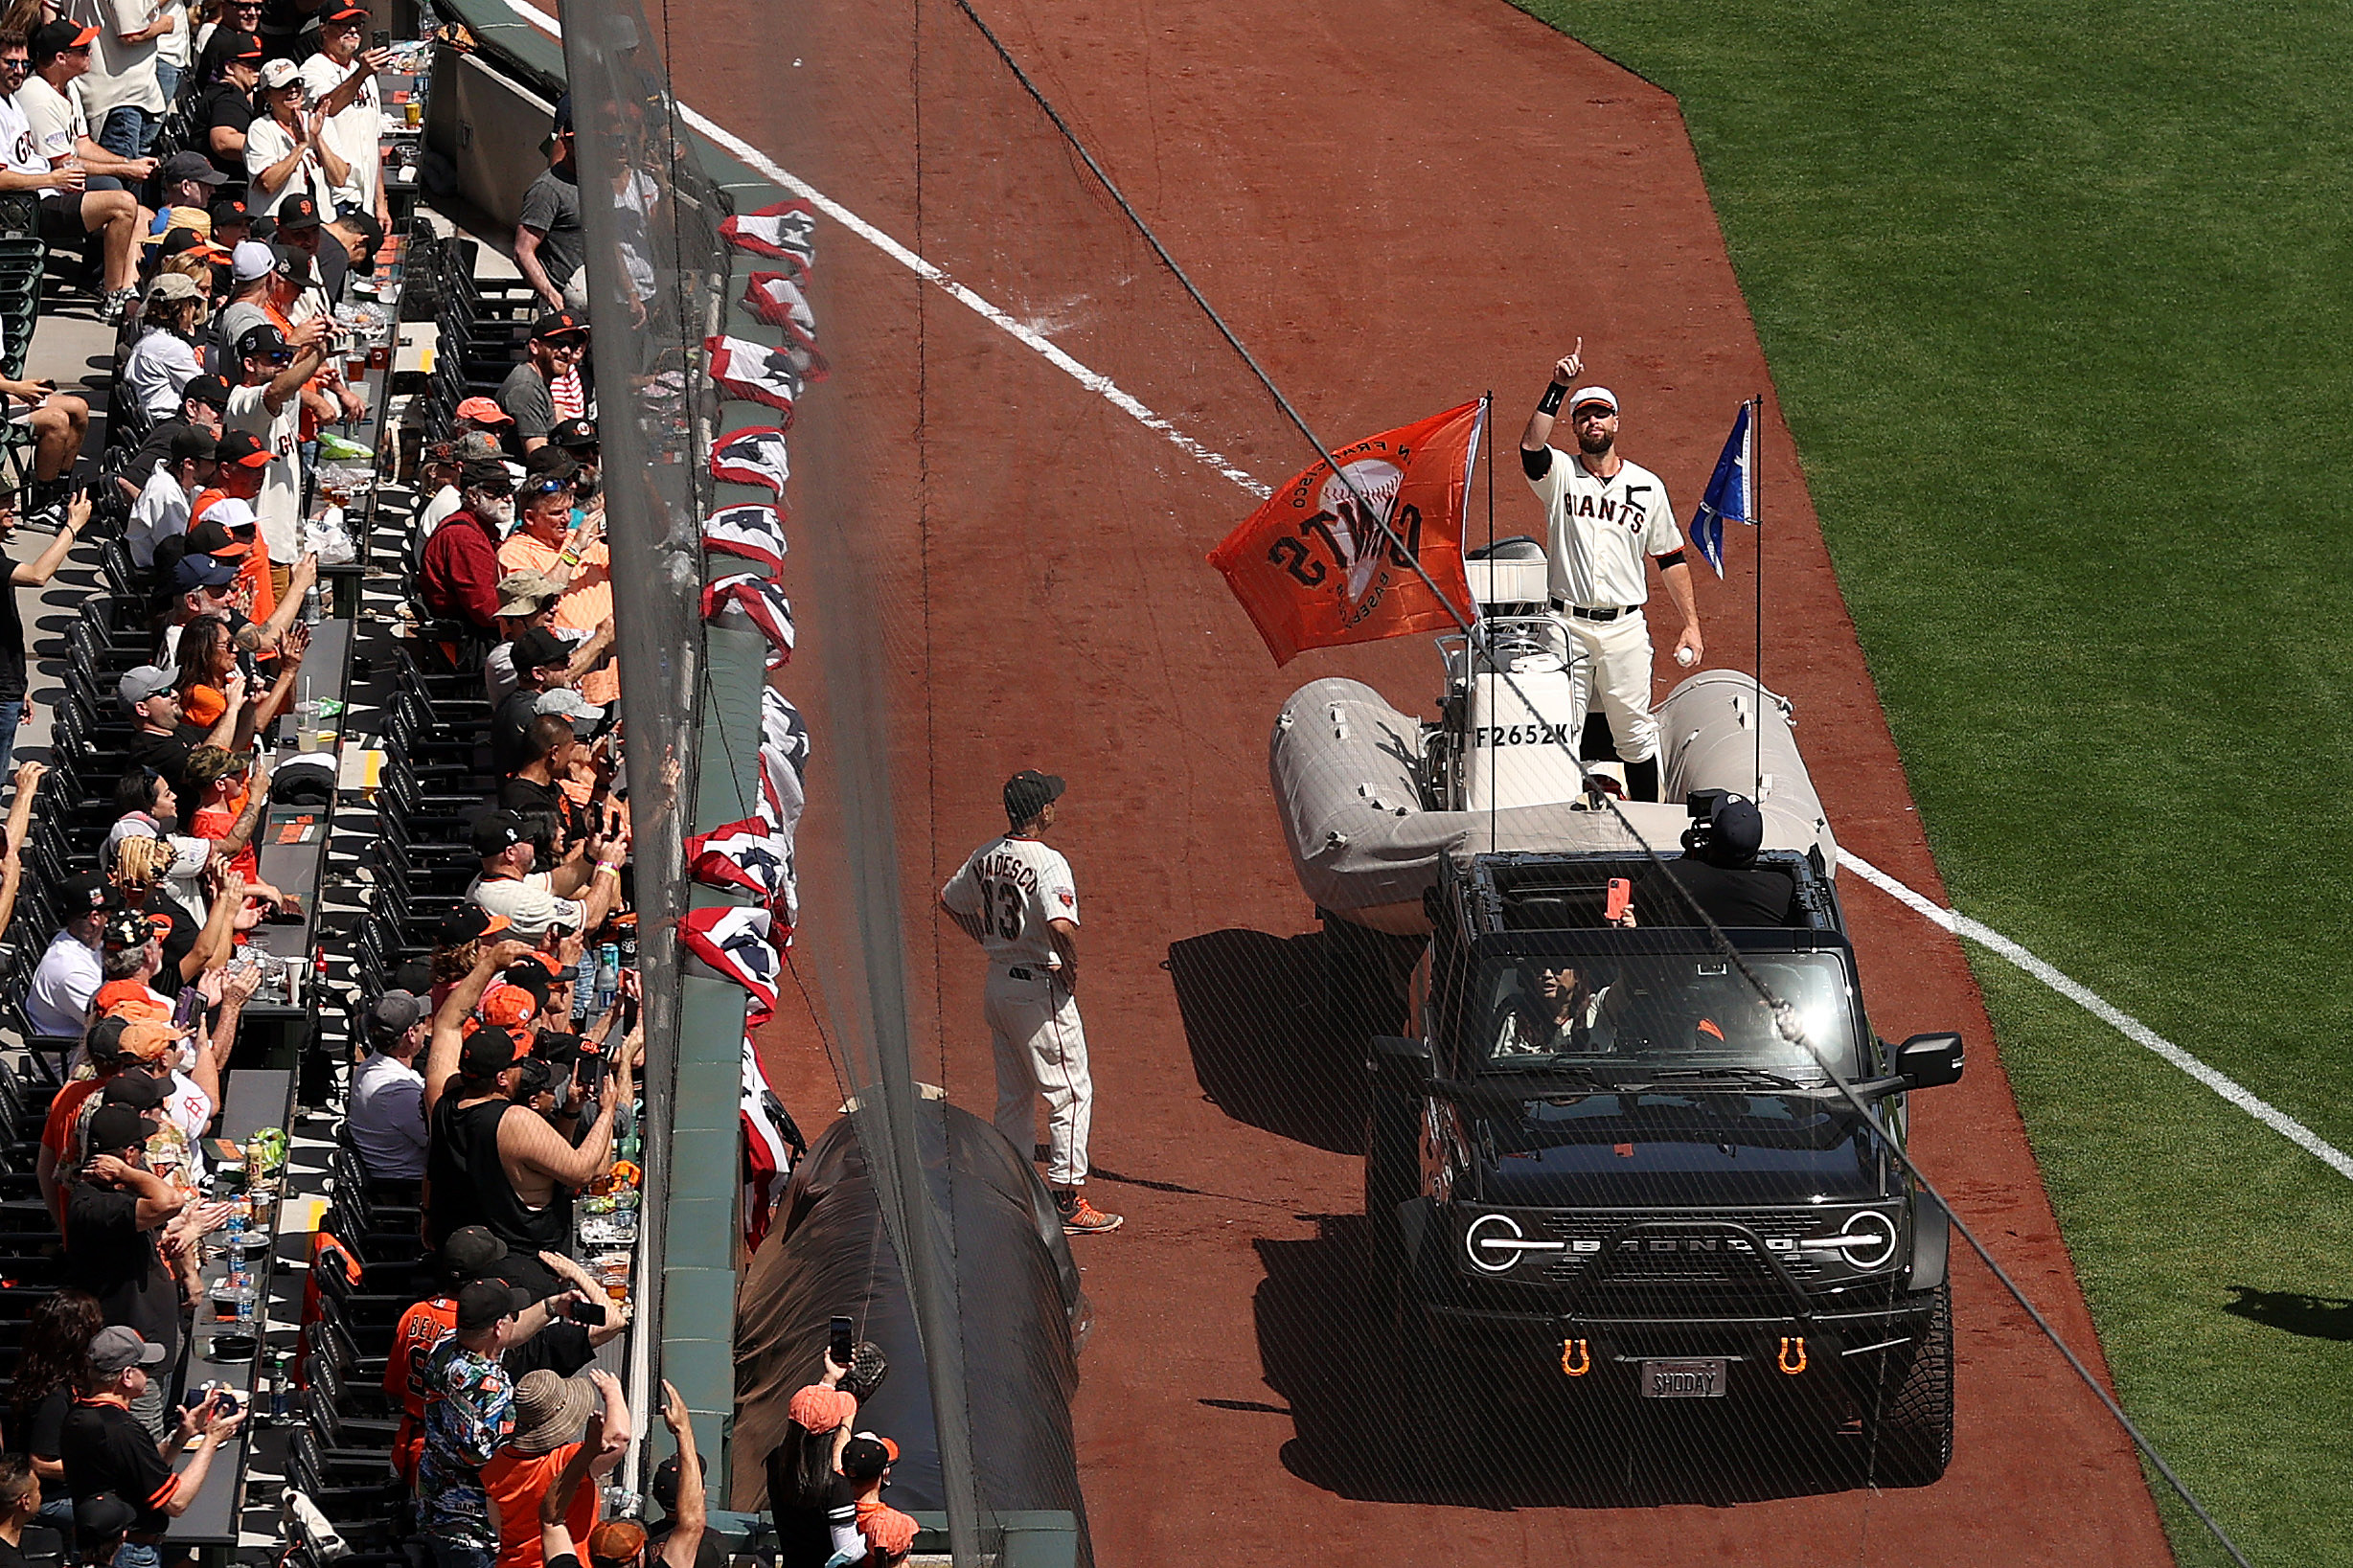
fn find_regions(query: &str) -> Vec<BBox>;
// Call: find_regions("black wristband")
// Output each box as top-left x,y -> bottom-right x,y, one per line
1538,383 -> 1567,416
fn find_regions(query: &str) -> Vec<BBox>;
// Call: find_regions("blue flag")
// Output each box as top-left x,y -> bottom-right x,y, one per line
1689,400 -> 1755,578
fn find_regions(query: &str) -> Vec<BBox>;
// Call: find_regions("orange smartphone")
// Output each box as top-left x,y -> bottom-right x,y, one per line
1605,878 -> 1633,922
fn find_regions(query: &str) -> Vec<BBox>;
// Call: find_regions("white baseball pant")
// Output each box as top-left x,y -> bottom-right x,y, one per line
986,965 -> 1094,1188
1562,608 -> 1660,762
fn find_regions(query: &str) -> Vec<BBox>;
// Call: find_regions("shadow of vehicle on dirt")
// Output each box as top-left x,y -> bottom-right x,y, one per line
2224,1284 -> 2353,1342
1165,927 -> 1377,1155
1253,1215 -> 1894,1508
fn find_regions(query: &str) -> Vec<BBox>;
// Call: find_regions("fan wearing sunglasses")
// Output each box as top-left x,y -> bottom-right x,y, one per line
1,24 -> 151,323
496,470 -> 617,707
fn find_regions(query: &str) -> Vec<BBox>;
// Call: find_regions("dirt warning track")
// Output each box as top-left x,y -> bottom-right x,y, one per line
660,0 -> 2179,1558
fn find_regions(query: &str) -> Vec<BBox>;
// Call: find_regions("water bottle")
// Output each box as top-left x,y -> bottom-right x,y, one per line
301,581 -> 322,625
270,1352 -> 294,1421
571,962 -> 591,1027
594,944 -> 619,1013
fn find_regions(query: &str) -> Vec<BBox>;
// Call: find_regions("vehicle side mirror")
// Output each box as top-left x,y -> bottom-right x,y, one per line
1893,1032 -> 1964,1090
1370,1034 -> 1430,1075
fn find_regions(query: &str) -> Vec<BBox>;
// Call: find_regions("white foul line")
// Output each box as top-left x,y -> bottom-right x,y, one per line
504,0 -> 2353,1184
504,0 -> 1268,499
1841,851 -> 2353,1181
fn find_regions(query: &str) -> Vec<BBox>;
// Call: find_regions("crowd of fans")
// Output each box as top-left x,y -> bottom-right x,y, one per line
0,12 -> 920,1566
0,11 -> 747,1568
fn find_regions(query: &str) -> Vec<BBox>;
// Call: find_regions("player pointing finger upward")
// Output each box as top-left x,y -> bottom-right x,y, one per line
1519,342 -> 1702,803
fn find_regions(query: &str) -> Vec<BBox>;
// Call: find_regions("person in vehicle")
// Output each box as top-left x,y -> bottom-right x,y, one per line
1645,792 -> 1794,928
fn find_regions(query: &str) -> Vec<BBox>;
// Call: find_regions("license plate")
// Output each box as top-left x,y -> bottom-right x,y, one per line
1640,1358 -> 1727,1398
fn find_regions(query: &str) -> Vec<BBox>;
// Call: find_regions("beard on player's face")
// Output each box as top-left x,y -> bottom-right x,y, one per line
1577,425 -> 1615,457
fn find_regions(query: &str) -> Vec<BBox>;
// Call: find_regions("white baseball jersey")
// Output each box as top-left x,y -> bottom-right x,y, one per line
942,835 -> 1081,970
1527,449 -> 1680,609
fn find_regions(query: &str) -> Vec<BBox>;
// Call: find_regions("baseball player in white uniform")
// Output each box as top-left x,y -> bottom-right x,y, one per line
1519,343 -> 1703,801
939,769 -> 1123,1234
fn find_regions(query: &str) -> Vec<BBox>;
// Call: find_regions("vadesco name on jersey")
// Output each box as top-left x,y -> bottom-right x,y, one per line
976,851 -> 1041,892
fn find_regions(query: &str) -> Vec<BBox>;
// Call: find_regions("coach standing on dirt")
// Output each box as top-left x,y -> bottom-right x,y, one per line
939,770 -> 1122,1236
1520,342 -> 1702,802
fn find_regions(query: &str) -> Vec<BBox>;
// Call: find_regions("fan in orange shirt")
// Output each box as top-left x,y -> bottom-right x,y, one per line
496,474 -> 617,707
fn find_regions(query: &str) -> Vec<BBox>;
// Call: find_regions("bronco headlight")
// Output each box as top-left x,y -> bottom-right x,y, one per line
1461,1211 -> 1566,1275
1797,1207 -> 1901,1272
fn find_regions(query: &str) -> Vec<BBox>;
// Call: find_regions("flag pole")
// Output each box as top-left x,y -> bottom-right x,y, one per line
1752,395 -> 1764,801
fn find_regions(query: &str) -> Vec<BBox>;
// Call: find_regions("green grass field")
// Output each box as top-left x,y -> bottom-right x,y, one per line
1504,2 -> 2353,1561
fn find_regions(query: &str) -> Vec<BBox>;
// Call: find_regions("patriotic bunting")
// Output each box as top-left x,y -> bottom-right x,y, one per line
720,200 -> 817,274
703,503 -> 788,576
759,744 -> 805,847
686,817 -> 796,907
706,336 -> 802,419
682,905 -> 781,1020
701,572 -> 795,668
742,272 -> 826,369
762,687 -> 810,782
741,1038 -> 805,1253
711,426 -> 791,497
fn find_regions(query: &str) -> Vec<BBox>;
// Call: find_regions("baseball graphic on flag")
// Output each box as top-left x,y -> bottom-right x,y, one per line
1316,459 -> 1405,604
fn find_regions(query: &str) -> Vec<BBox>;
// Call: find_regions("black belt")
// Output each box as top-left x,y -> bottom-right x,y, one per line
1552,597 -> 1634,622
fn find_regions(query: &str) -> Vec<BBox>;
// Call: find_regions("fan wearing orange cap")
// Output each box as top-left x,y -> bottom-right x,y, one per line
422,937 -> 639,1261
539,1379 -> 703,1568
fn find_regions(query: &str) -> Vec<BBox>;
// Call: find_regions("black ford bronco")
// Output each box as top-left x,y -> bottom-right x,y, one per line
1362,845 -> 1964,1484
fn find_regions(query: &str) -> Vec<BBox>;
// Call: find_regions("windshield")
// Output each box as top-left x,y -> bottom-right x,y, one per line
1474,950 -> 1862,1082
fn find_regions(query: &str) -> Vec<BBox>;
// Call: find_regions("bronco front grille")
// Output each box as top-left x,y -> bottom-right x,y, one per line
1536,1211 -> 1824,1286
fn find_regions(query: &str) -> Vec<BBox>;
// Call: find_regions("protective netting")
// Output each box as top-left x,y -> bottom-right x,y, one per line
557,0 -> 727,1435
553,0 -> 2251,1559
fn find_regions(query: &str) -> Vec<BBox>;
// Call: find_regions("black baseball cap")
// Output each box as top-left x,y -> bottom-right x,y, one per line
76,1491 -> 139,1540
182,374 -> 231,411
275,195 -> 323,234
460,458 -> 514,494
184,517 -> 252,557
162,150 -> 228,187
214,429 -> 271,467
61,870 -> 118,916
510,626 -> 571,676
440,1224 -> 510,1281
471,810 -> 529,856
168,427 -> 217,464
437,903 -> 511,945
530,310 -> 588,342
236,322 -> 291,360
454,1277 -> 531,1333
32,20 -> 97,59
1708,792 -> 1766,865
103,909 -> 156,950
100,1072 -> 168,1110
85,1015 -> 134,1068
840,1435 -> 896,1481
550,418 -> 598,450
1003,768 -> 1065,826
209,199 -> 248,229
85,1104 -> 154,1157
459,1024 -> 524,1079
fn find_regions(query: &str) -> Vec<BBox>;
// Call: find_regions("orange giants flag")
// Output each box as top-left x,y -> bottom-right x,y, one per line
1207,399 -> 1485,665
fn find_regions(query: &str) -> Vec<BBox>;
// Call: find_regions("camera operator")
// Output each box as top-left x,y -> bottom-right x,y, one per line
1643,790 -> 1795,928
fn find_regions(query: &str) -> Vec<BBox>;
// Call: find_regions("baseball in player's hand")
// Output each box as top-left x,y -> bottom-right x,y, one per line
1552,337 -> 1584,387
1676,625 -> 1704,666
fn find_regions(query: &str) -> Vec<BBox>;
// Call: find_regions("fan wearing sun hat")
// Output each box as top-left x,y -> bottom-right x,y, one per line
483,1368 -> 627,1568
538,1380 -> 706,1568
